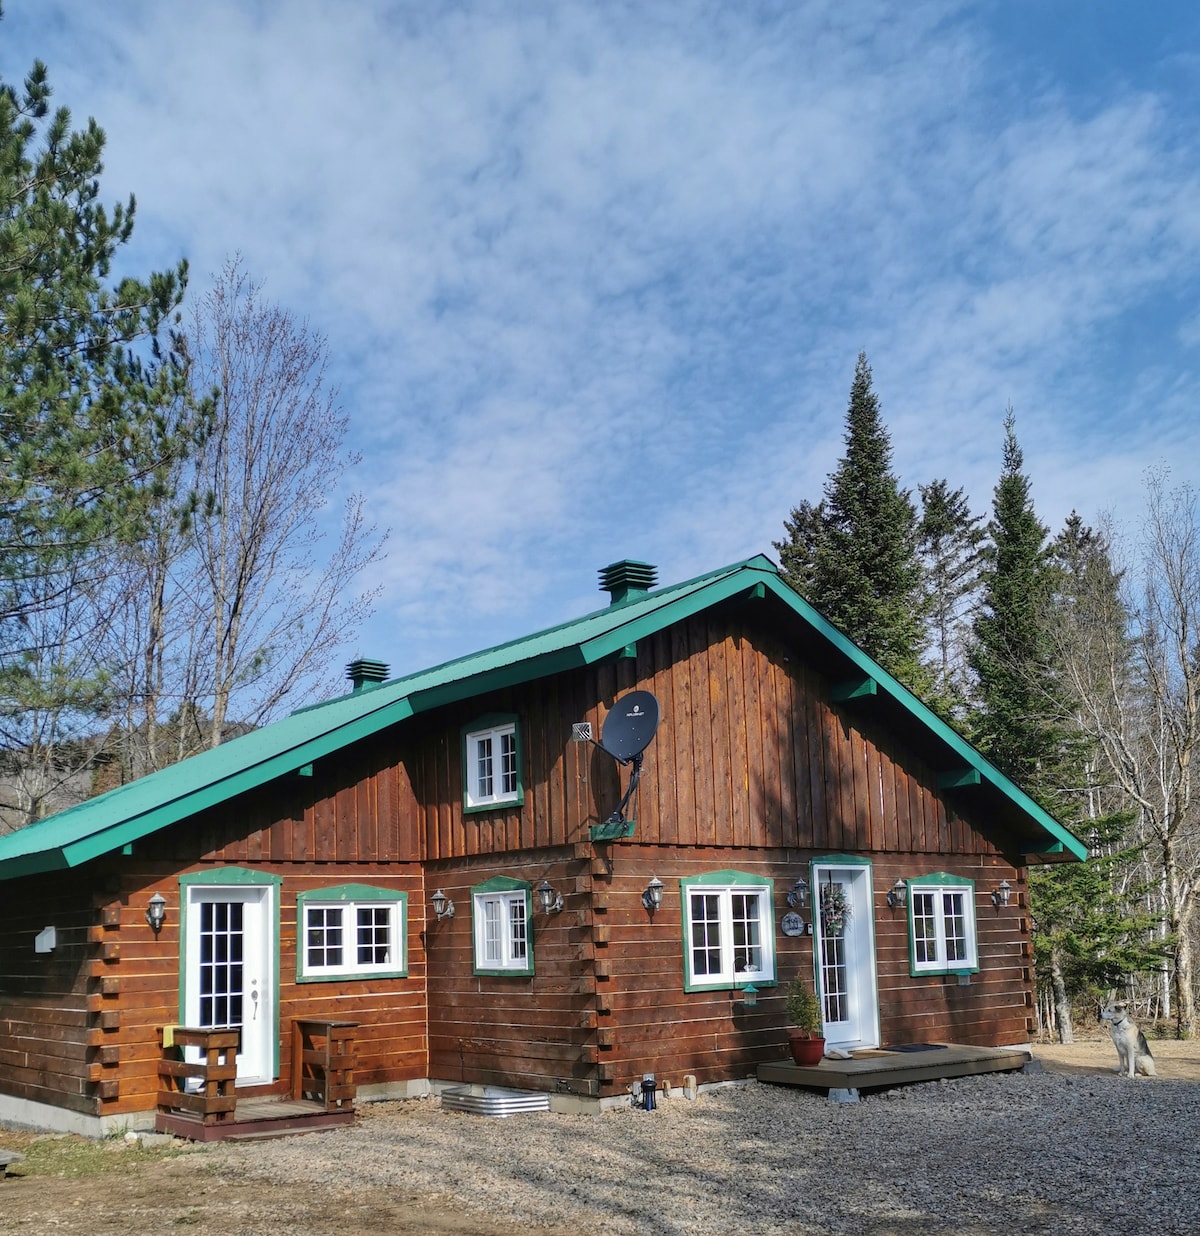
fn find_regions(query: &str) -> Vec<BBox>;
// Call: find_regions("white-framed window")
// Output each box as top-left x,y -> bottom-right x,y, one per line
471,877 -> 533,976
462,715 -> 523,811
681,870 -> 775,991
297,885 -> 407,982
906,874 -> 978,976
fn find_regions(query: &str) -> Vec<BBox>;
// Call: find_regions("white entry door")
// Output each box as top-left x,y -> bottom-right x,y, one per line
184,883 -> 275,1084
813,863 -> 880,1050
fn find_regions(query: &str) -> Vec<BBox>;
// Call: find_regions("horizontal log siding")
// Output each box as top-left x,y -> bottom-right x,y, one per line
417,611 -> 999,862
596,846 -> 1029,1092
425,848 -> 601,1092
4,861 -> 430,1121
0,870 -> 95,1114
419,844 -> 1028,1097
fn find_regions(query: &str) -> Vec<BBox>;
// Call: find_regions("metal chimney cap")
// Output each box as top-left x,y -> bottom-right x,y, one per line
346,659 -> 390,691
599,560 -> 657,605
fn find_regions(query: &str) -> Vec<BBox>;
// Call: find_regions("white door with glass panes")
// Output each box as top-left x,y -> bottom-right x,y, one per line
812,863 -> 879,1050
183,883 -> 274,1084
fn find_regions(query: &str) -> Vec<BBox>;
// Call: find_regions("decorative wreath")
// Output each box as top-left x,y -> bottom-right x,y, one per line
820,882 -> 851,936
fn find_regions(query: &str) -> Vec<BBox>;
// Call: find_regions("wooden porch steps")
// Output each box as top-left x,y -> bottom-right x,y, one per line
758,1043 -> 1031,1093
157,1098 -> 354,1143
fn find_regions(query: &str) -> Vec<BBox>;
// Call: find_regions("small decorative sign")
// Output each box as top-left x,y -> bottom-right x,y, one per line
781,911 -> 805,937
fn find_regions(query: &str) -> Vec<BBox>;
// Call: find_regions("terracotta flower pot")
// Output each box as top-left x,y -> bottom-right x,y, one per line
787,1028 -> 826,1066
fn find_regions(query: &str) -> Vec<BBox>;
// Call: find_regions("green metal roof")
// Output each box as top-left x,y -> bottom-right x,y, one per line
0,554 -> 1085,879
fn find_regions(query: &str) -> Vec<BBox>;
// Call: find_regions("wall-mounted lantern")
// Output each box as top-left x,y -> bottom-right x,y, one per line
431,889 -> 455,921
145,892 -> 167,935
786,877 -> 809,909
886,878 -> 908,910
991,879 -> 1012,908
536,879 -> 564,914
641,876 -> 665,913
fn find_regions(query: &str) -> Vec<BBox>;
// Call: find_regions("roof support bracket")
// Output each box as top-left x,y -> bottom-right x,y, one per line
937,768 -> 982,789
831,675 -> 877,702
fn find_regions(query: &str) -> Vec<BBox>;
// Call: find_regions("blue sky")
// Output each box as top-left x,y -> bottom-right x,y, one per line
4,1 -> 1199,679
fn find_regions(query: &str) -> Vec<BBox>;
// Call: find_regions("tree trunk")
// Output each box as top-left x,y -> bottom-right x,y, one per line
1050,945 -> 1074,1044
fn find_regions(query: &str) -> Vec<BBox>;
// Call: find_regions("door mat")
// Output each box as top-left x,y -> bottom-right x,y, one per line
882,1043 -> 948,1053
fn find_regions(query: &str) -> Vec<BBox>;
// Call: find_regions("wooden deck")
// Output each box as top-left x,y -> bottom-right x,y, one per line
156,1096 -> 355,1142
758,1043 -> 1031,1094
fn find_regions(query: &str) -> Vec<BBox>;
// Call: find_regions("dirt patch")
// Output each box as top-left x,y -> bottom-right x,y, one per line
0,1133 -> 550,1236
1031,1032 -> 1200,1080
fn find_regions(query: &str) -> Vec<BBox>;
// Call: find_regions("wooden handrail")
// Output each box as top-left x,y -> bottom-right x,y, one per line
157,1026 -> 238,1126
291,1019 -> 358,1112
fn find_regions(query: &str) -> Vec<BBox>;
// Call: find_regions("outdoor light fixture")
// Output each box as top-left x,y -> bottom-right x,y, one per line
991,879 -> 1012,908
145,892 -> 167,935
786,877 -> 809,909
641,876 -> 665,913
886,878 -> 908,909
536,879 -> 564,914
430,889 -> 455,921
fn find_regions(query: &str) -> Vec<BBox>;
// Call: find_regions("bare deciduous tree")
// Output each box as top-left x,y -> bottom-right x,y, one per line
183,258 -> 387,745
1054,472 -> 1200,1035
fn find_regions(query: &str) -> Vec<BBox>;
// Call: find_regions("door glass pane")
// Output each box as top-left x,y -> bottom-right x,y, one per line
198,901 -> 244,1031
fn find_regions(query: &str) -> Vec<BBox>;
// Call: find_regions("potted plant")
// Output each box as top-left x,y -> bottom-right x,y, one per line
784,976 -> 825,1066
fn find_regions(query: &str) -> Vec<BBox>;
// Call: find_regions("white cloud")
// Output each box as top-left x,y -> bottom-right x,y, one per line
3,0 -> 1199,670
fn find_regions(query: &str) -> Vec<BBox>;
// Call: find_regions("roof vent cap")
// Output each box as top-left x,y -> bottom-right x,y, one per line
599,560 -> 657,606
347,658 -> 389,692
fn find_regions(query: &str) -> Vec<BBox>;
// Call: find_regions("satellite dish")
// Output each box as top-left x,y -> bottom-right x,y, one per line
600,691 -> 660,763
593,690 -> 660,829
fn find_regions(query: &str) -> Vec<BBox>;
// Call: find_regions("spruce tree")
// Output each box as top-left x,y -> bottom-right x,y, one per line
968,409 -> 1060,783
918,478 -> 984,718
776,353 -> 928,690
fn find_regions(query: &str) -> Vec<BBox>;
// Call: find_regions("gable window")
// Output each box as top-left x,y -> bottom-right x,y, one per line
906,874 -> 978,976
462,715 -> 523,811
681,871 -> 775,991
471,877 -> 534,976
297,885 -> 407,982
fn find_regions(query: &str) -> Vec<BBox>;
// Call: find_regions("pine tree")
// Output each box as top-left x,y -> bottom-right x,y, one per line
0,43 -> 196,637
776,353 -> 928,690
0,31 -> 202,822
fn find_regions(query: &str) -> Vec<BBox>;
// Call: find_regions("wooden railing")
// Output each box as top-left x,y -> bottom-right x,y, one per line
157,1026 -> 238,1128
291,1019 -> 358,1112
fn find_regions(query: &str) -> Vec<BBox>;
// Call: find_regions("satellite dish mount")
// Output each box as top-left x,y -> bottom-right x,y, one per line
594,691 -> 660,829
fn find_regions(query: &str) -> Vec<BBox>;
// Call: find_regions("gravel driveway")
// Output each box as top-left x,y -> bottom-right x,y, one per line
200,1058 -> 1199,1236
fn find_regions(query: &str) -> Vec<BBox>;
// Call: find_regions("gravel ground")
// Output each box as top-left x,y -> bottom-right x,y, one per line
197,1062 -> 1200,1236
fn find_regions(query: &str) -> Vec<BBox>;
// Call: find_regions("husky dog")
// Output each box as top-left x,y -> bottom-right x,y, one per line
1100,991 -> 1156,1078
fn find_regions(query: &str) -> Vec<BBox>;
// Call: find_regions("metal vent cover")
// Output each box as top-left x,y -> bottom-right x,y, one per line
571,722 -> 593,742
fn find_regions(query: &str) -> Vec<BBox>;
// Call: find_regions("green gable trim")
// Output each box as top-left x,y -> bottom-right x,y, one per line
296,885 -> 408,983
177,868 -> 283,1080
0,551 -> 1084,881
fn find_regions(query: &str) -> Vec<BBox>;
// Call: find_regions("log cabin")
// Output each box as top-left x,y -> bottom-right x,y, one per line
0,555 -> 1084,1134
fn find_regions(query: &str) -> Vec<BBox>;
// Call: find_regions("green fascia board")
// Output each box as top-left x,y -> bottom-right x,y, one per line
751,574 -> 1087,863
0,551 -> 1082,878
